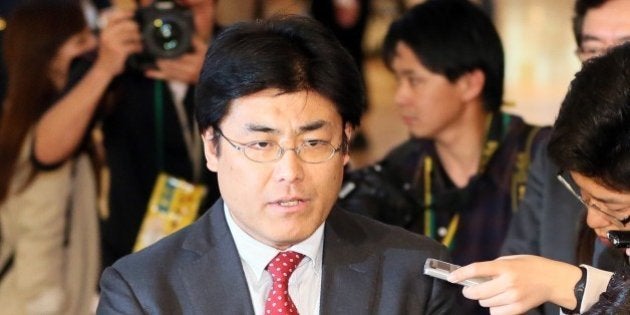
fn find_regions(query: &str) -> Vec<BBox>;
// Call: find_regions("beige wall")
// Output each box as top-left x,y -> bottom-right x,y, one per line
496,0 -> 580,126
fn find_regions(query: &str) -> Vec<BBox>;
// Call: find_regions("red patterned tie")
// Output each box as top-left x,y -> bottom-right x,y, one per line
264,251 -> 305,315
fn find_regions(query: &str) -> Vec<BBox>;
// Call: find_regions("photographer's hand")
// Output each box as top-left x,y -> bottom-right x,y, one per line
144,35 -> 208,84
96,9 -> 143,76
34,9 -> 142,165
447,255 -> 581,315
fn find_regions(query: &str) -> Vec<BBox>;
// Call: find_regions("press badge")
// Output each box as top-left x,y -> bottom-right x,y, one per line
133,173 -> 206,252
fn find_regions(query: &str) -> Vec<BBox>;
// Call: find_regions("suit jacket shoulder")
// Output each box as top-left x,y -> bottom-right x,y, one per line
97,201 -> 461,315
320,208 -> 461,314
98,200 -> 254,315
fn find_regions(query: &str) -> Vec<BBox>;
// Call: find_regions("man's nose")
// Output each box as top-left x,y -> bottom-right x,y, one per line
273,148 -> 304,183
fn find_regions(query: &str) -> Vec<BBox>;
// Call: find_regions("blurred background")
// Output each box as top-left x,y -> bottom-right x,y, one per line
216,0 -> 579,168
0,0 -> 577,167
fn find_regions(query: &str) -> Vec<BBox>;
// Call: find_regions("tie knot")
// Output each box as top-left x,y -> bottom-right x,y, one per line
266,251 -> 304,282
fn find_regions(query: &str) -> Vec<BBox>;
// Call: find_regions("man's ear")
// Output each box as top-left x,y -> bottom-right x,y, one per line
343,123 -> 354,166
202,128 -> 219,172
457,69 -> 485,103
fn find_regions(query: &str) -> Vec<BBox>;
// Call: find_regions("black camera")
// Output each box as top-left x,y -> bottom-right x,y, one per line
608,230 -> 630,248
130,0 -> 194,69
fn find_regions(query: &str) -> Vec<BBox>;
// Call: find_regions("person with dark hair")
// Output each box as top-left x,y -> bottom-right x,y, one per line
96,15 -> 460,314
449,41 -> 630,315
310,0 -> 371,150
500,1 -> 630,313
0,0 -> 141,313
337,0 -> 547,305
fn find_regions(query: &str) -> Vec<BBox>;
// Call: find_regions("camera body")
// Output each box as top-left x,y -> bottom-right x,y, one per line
131,0 -> 193,69
608,230 -> 630,248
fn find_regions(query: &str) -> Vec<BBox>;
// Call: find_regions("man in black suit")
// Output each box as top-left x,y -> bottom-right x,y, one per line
97,15 -> 459,314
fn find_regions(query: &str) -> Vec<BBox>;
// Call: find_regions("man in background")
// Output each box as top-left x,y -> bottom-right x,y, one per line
337,1 -> 548,313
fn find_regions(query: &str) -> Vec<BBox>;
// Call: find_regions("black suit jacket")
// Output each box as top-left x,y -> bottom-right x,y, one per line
97,199 -> 461,314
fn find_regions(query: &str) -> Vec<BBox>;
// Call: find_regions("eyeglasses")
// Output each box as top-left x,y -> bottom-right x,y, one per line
214,128 -> 343,164
576,40 -> 630,62
576,46 -> 609,61
556,171 -> 630,227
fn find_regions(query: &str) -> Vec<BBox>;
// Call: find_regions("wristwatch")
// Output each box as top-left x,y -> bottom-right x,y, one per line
561,266 -> 587,314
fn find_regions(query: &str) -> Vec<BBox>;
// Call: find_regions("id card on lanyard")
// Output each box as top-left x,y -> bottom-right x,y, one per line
134,81 -> 206,252
134,173 -> 206,252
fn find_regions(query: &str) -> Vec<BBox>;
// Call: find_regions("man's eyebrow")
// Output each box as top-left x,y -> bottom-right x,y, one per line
616,36 -> 630,43
243,120 -> 330,134
580,34 -> 604,43
298,120 -> 329,133
245,124 -> 278,134
589,194 -> 625,206
396,69 -> 417,77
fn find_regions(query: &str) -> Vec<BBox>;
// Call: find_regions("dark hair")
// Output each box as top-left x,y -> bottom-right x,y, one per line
382,0 -> 504,112
195,15 -> 366,133
548,42 -> 630,191
572,0 -> 606,47
0,0 -> 86,203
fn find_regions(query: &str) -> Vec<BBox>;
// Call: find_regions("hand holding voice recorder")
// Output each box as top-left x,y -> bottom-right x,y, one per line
423,258 -> 490,286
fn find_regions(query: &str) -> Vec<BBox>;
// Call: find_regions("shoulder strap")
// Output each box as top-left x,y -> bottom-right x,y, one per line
510,125 -> 548,211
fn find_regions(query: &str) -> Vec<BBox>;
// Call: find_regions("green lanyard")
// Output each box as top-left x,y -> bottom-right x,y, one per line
422,113 -> 509,249
154,81 -> 165,170
153,80 -> 202,181
423,156 -> 461,249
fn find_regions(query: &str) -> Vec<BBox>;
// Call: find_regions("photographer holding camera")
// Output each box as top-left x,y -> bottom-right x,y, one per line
0,1 -> 141,313
99,0 -> 221,269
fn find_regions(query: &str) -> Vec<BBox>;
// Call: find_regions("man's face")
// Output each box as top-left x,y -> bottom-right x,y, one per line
390,42 -> 471,140
571,172 -> 630,244
578,0 -> 630,62
202,89 -> 351,250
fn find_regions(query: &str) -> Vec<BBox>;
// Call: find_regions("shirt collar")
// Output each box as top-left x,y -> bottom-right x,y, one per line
223,203 -> 324,282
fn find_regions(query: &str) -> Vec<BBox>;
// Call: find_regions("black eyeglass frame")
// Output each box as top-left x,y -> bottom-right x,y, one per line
556,171 -> 630,227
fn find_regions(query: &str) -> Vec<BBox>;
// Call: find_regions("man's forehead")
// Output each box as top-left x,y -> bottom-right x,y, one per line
222,88 -> 343,132
583,0 -> 630,40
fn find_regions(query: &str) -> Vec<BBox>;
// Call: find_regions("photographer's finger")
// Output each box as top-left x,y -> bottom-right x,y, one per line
99,7 -> 134,28
103,17 -> 142,51
106,15 -> 140,35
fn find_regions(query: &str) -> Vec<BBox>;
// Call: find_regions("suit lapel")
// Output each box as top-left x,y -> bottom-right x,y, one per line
320,208 -> 380,314
178,200 -> 255,314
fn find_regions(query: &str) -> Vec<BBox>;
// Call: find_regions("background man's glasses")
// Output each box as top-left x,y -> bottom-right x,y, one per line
557,171 -> 630,227
215,129 -> 342,164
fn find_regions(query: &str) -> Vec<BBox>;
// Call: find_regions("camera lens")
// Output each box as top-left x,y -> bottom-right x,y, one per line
144,16 -> 191,58
150,18 -> 182,53
130,0 -> 194,69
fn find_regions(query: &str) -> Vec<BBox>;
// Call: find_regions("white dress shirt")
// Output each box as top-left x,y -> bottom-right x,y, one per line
224,204 -> 324,315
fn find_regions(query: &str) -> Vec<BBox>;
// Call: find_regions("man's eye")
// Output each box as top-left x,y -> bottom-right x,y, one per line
247,141 -> 275,150
408,76 -> 424,86
304,140 -> 325,148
